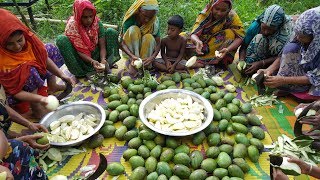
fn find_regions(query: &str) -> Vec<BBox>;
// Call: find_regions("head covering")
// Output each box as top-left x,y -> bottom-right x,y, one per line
294,6 -> 320,65
259,5 -> 285,28
0,9 -> 47,95
257,5 -> 293,46
191,0 -> 244,39
65,0 -> 99,57
122,0 -> 159,35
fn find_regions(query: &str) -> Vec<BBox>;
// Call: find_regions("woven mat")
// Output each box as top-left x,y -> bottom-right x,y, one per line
9,58 -> 314,180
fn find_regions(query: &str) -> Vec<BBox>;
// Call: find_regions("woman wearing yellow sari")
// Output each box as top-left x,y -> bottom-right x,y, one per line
121,0 -> 161,76
189,0 -> 245,69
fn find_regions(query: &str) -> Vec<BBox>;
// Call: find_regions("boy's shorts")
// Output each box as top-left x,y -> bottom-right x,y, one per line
155,58 -> 187,66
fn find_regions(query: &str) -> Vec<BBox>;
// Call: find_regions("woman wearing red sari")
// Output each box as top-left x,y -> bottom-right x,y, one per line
0,9 -> 74,119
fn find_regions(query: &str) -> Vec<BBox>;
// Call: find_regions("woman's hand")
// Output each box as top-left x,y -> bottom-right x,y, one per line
195,40 -> 204,55
257,69 -> 272,76
245,61 -> 263,74
264,75 -> 285,88
143,57 -> 154,67
28,123 -> 48,133
130,56 -> 139,66
0,165 -> 14,180
61,74 -> 76,86
272,168 -> 289,180
92,61 -> 104,73
218,48 -> 229,60
17,134 -> 50,150
286,157 -> 312,174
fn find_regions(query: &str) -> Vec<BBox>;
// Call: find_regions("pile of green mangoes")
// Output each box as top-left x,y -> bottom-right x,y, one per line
90,72 -> 266,179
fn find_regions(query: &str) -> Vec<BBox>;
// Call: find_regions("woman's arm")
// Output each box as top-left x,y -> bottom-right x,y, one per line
190,34 -> 203,55
46,58 -> 75,84
144,37 -> 161,67
264,75 -> 310,88
0,130 -> 8,160
13,91 -> 46,104
219,37 -> 243,60
98,37 -> 107,64
245,56 -> 277,74
258,57 -> 281,76
4,105 -> 47,133
239,44 -> 247,61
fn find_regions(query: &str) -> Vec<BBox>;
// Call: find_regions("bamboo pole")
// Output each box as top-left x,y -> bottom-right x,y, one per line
17,16 -> 118,29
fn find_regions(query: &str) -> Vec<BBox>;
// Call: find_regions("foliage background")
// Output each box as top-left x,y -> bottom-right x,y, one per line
1,0 -> 318,42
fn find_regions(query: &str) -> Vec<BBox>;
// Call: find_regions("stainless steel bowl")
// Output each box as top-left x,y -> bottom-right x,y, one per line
40,101 -> 106,146
139,89 -> 214,136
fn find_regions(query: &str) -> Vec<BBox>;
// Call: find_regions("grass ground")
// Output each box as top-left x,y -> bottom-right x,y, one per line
1,0 -> 318,42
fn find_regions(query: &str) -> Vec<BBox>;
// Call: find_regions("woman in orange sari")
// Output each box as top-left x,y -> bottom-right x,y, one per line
0,9 -> 74,119
189,0 -> 245,69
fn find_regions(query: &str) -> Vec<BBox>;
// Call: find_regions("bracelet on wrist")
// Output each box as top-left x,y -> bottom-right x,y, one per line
91,60 -> 95,66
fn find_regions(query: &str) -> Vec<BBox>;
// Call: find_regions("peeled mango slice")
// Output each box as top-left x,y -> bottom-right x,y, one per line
45,95 -> 59,111
294,108 -> 304,117
186,56 -> 197,67
251,73 -> 259,82
0,172 -> 7,179
237,61 -> 247,71
134,58 -> 143,69
50,175 -> 68,180
48,148 -> 63,162
50,121 -> 61,131
58,115 -> 75,123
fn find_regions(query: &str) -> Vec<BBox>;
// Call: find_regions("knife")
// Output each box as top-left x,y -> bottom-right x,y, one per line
87,153 -> 108,180
254,72 -> 266,95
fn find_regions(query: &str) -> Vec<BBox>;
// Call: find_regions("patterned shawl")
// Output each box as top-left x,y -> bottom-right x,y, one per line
257,4 -> 293,44
295,6 -> 320,66
122,0 -> 159,36
65,0 -> 99,57
191,0 -> 244,39
0,9 -> 47,95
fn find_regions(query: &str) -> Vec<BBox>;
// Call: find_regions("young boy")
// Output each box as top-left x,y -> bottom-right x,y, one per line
154,15 -> 187,73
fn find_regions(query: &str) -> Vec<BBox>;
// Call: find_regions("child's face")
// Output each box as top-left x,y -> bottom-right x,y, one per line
167,25 -> 181,39
211,2 -> 230,20
81,8 -> 94,27
5,33 -> 25,53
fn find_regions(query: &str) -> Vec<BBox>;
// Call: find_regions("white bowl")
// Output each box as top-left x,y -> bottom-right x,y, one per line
40,101 -> 106,146
139,89 -> 214,136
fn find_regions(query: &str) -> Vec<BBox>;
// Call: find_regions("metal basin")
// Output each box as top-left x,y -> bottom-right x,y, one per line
40,101 -> 106,146
139,89 -> 214,136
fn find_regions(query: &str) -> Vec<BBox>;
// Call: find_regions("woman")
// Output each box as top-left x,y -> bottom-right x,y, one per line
260,7 -> 320,101
121,0 -> 161,76
0,129 -> 48,180
188,0 -> 245,69
0,9 -> 74,119
239,5 -> 294,74
56,0 -> 120,77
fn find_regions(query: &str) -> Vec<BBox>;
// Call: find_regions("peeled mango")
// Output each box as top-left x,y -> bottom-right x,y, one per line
186,56 -> 197,67
45,95 -> 59,111
134,58 -> 143,69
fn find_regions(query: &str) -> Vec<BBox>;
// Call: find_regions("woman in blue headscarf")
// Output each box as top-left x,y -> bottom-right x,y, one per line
260,7 -> 320,101
239,5 -> 294,74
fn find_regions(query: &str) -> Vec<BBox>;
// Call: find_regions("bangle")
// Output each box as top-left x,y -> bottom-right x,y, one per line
308,165 -> 313,175
91,60 -> 95,66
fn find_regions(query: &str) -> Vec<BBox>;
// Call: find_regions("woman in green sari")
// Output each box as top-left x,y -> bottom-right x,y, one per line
56,0 -> 120,77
